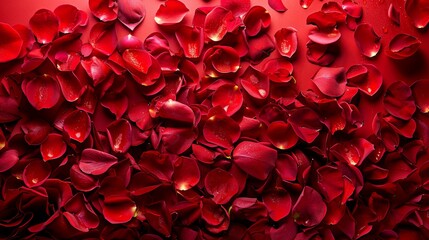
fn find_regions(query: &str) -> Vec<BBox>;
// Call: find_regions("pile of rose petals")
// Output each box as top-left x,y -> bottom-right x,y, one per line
0,0 -> 429,239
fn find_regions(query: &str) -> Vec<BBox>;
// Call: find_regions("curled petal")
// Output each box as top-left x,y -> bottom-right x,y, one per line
175,26 -> 204,59
118,34 -> 143,53
21,118 -> 51,145
89,0 -> 118,21
301,0 -> 314,8
316,166 -> 344,202
0,150 -> 19,172
292,186 -> 327,227
118,0 -> 145,30
204,7 -> 236,42
57,72 -> 85,102
202,199 -> 230,234
89,22 -> 117,56
0,22 -> 23,63
388,4 -> 401,25
63,110 -> 91,143
354,23 -> 381,58
405,0 -> 429,28
331,138 -> 374,166
221,0 -> 251,16
288,108 -> 323,143
173,157 -> 200,191
70,165 -> 99,192
384,81 -> 416,120
40,133 -> 67,161
262,58 -> 294,83
318,99 -> 346,134
54,4 -> 88,34
107,119 -> 132,153
212,84 -> 243,116
79,148 -> 118,175
267,121 -> 299,150
233,141 -> 277,180
346,64 -> 383,96
386,33 -> 421,59
306,41 -> 339,66
123,49 -> 161,86
29,9 -> 59,44
158,99 -> 195,124
203,107 -> 240,148
81,56 -> 112,86
307,11 -> 346,29
308,29 -> 341,45
205,168 -> 239,204
64,193 -> 99,232
103,196 -> 136,224
240,66 -> 270,99
342,0 -> 363,18
160,127 -> 197,154
23,159 -> 51,187
312,67 -> 346,97
412,79 -> 429,113
144,32 -> 170,55
247,33 -> 275,64
155,0 -> 189,26
203,46 -> 240,77
269,0 -> 288,12
274,28 -> 298,58
263,188 -> 292,221
243,6 -> 271,37
23,75 -> 61,110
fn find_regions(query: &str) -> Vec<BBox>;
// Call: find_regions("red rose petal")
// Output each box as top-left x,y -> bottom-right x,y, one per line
129,172 -> 162,195
107,119 -> 132,153
57,71 -> 85,102
276,154 -> 298,181
240,66 -> 270,99
202,199 -> 230,233
301,0 -> 314,9
384,81 -> 416,120
155,0 -> 189,26
123,49 -> 161,86
354,23 -> 381,58
274,28 -> 298,58
212,84 -> 243,116
346,64 -> 383,96
0,149 -> 19,172
306,41 -> 339,66
205,168 -> 239,204
23,75 -> 61,110
89,22 -> 117,56
70,165 -> 99,192
411,79 -> 429,113
307,11 -> 346,30
0,22 -> 23,63
172,157 -> 200,191
405,0 -> 429,28
243,6 -> 271,37
138,151 -> 173,181
79,148 -> 118,175
308,29 -> 341,45
203,46 -> 240,77
247,33 -> 275,64
292,186 -> 327,227
233,141 -> 277,180
54,4 -> 88,34
23,159 -> 51,187
269,0 -> 288,13
342,0 -> 363,18
388,4 -> 401,25
158,99 -> 195,124
263,188 -> 292,221
81,56 -> 112,86
40,133 -> 66,161
117,0 -> 145,30
221,0 -> 251,16
262,58 -> 294,83
63,110 -> 91,143
64,193 -> 99,232
331,138 -> 374,166
386,33 -> 421,59
312,67 -> 346,97
204,7 -> 236,42
318,99 -> 346,134
203,107 -> 240,149
29,9 -> 59,44
21,118 -> 52,145
316,166 -> 344,202
89,0 -> 117,21
267,121 -> 299,150
102,195 -> 136,224
175,26 -> 204,59
288,108 -> 323,143
145,201 -> 172,237
160,127 -> 197,154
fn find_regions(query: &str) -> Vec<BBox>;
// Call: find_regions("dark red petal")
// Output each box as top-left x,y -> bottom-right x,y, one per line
89,22 -> 117,56
40,133 -> 66,161
21,118 -> 52,145
70,165 -> 99,192
386,33 -> 421,59
240,66 -> 270,99
89,0 -> 118,21
306,41 -> 339,66
117,0 -> 145,30
158,99 -> 195,124
269,0 -> 288,12
292,186 -> 327,227
23,75 -> 61,110
384,81 -> 416,120
175,26 -> 204,59
81,56 -> 112,86
172,157 -> 200,191
274,28 -> 298,58
203,46 -> 240,77
192,144 -> 215,164
412,79 -> 429,113
384,115 -> 416,138
233,141 -> 277,180
202,199 -> 230,233
103,196 -> 136,224
243,6 -> 271,37
23,159 -> 51,187
145,201 -> 172,237
204,7 -> 236,42
160,127 -> 197,154
0,22 -> 23,63
276,154 -> 298,181
79,148 -> 118,175
221,0 -> 251,16
64,193 -> 99,232
54,4 -> 88,34
405,0 -> 429,28
107,119 -> 132,153
129,172 -> 161,195
312,67 -> 346,97
138,151 -> 173,181
262,58 -> 294,83
205,168 -> 239,204
288,108 -> 323,143
0,150 -> 19,172
263,188 -> 292,221
388,4 -> 400,25
354,23 -> 381,58
63,110 -> 91,143
117,34 -> 143,53
346,64 -> 383,96
318,99 -> 346,134
308,29 -> 341,45
316,166 -> 344,202
247,33 -> 275,64
331,138 -> 374,166
155,0 -> 189,26
212,84 -> 243,116
203,107 -> 240,148
57,71 -> 85,102
29,9 -> 59,44
267,121 -> 299,150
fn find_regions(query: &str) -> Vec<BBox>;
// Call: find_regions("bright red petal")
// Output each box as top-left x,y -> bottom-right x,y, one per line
89,0 -> 118,21
54,4 -> 88,34
263,188 -> 292,221
312,67 -> 346,97
63,110 -> 91,143
155,0 -> 189,26
346,64 -> 383,96
172,157 -> 200,191
118,0 -> 146,30
386,33 -> 421,59
107,119 -> 132,153
354,23 -> 381,58
23,75 -> 61,110
267,121 -> 299,150
29,9 -> 59,44
269,0 -> 288,12
212,84 -> 243,116
175,26 -> 204,59
40,133 -> 67,161
412,79 -> 429,113
23,159 -> 51,187
0,22 -> 23,63
292,186 -> 327,227
205,168 -> 239,204
274,28 -> 298,58
405,0 -> 429,28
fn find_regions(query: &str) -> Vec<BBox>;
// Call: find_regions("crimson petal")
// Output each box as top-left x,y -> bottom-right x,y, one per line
158,99 -> 195,124
292,186 -> 327,227
240,66 -> 270,99
263,188 -> 292,221
247,33 -> 275,64
267,121 -> 299,150
204,7 -> 236,42
354,23 -> 381,58
262,58 -> 294,83
346,64 -> 383,96
233,141 -> 277,180
103,196 -> 136,224
274,28 -> 298,58
21,118 -> 51,145
212,84 -> 243,116
23,159 -> 51,187
57,71 -> 85,102
269,0 -> 288,12
160,127 -> 197,154
405,0 -> 429,28
308,29 -> 341,45
117,0 -> 145,30
342,0 -> 363,18
412,79 -> 429,113
384,81 -> 416,120
40,133 -> 66,161
306,41 -> 339,66
107,119 -> 132,153
70,165 -> 99,192
138,151 -> 173,181
89,0 -> 118,21
54,5 -> 88,34
288,108 -> 323,143
205,168 -> 239,204
79,148 -> 118,175
23,75 -> 61,110
312,67 -> 346,97
29,9 -> 59,44
386,33 -> 421,59
0,22 -> 23,63
89,22 -> 117,56
63,110 -> 91,143
155,0 -> 189,26
331,138 -> 374,166
172,157 -> 200,191
175,26 -> 204,59
276,154 -> 298,181
243,6 -> 271,37
203,107 -> 240,149
64,193 -> 99,232
203,46 -> 240,77
221,0 -> 251,16
0,149 -> 19,172
388,4 -> 401,25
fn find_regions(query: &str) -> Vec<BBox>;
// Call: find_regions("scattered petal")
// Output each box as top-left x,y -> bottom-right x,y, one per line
205,168 -> 238,204
29,9 -> 59,44
292,186 -> 327,227
40,133 -> 67,161
384,81 -> 416,120
346,64 -> 383,96
354,23 -> 381,58
274,28 -> 298,58
63,110 -> 91,143
269,0 -> 287,13
117,0 -> 145,30
155,0 -> 189,26
386,33 -> 421,59
0,22 -> 23,63
79,148 -> 118,175
312,67 -> 346,97
405,0 -> 429,28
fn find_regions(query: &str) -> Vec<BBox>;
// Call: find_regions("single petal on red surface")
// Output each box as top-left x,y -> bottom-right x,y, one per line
288,108 -> 323,143
267,121 -> 299,150
205,168 -> 239,204
346,64 -> 383,96
70,165 -> 99,192
240,66 -> 270,99
54,4 -> 88,34
411,79 -> 429,113
354,23 -> 381,58
247,33 -> 275,64
306,41 -> 339,66
40,133 -> 66,161
405,0 -> 429,28
89,0 -> 118,21
103,196 -> 136,224
386,33 -> 421,59
64,193 -> 99,232
233,141 -> 277,180
21,118 -> 52,145
24,75 -> 61,110
107,119 -> 132,153
0,22 -> 23,63
155,0 -> 189,26
203,46 -> 240,77
175,26 -> 204,59
117,0 -> 145,30
276,154 -> 298,181
269,0 -> 287,12
158,99 -> 195,124
388,4 -> 400,25
263,188 -> 292,221
212,84 -> 243,116
312,67 -> 346,97
243,6 -> 271,37
63,110 -> 91,143
203,107 -> 240,148
342,0 -> 362,18
384,81 -> 416,120
138,151 -> 173,181
262,58 -> 294,83
29,9 -> 59,44
79,148 -> 118,175
301,0 -> 314,9
204,7 -> 236,42
292,186 -> 327,227
160,127 -> 197,154
23,159 -> 51,187
0,149 -> 19,172
89,22 -> 117,56
308,29 -> 341,45
172,157 -> 200,191
221,0 -> 250,16
274,28 -> 298,58
57,71 -> 85,102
